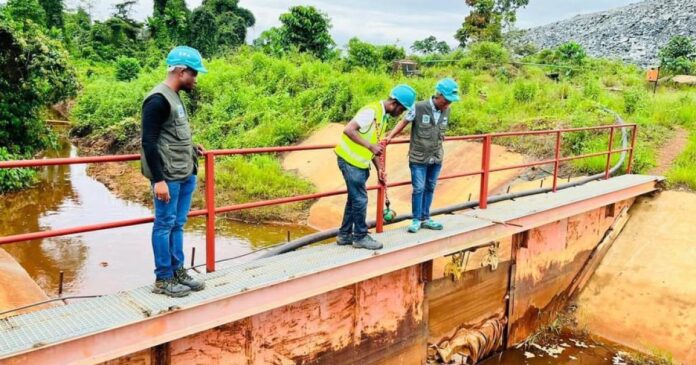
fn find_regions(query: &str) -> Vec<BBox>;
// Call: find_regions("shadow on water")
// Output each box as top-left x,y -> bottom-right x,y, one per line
1,137 -> 315,296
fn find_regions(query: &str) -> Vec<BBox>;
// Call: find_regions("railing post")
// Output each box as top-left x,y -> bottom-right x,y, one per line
604,126 -> 616,180
479,135 -> 492,209
376,141 -> 387,233
205,152 -> 216,273
626,125 -> 638,174
552,131 -> 562,192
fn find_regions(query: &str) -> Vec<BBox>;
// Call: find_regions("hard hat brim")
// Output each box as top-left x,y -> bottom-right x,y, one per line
444,93 -> 460,102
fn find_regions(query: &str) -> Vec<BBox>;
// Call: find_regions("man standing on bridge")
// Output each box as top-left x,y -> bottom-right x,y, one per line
385,78 -> 460,233
140,46 -> 207,297
335,85 -> 417,250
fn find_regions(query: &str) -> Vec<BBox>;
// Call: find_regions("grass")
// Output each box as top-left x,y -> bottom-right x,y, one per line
69,47 -> 696,220
666,132 -> 696,189
205,155 -> 315,221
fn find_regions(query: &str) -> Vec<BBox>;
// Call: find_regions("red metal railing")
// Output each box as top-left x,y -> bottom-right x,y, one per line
0,124 -> 637,272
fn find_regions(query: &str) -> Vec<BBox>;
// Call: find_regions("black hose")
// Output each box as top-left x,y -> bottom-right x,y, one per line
0,112 -> 631,318
260,110 -> 631,258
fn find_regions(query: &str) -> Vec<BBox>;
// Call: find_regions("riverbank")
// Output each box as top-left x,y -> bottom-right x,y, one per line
576,191 -> 696,364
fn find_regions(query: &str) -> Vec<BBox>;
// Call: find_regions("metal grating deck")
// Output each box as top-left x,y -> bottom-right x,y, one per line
0,174 -> 662,359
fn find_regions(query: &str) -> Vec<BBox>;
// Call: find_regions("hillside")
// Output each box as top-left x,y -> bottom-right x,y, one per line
520,0 -> 696,66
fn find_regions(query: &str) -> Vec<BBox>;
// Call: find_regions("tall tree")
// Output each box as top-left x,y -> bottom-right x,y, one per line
87,1 -> 144,60
279,6 -> 334,60
411,36 -> 451,55
455,0 -> 528,47
39,0 -> 64,30
187,0 -> 255,56
113,0 -> 137,23
0,22 -> 78,155
63,7 -> 92,56
3,0 -> 47,27
148,0 -> 190,47
153,0 -> 167,17
188,7 -> 218,56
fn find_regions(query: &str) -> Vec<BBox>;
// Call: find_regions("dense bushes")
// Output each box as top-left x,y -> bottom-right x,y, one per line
115,57 -> 141,82
68,44 -> 696,209
659,36 -> 695,75
0,148 -> 37,193
0,20 -> 78,192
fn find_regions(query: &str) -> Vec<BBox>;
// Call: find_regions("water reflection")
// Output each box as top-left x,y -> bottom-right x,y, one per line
1,138 -> 314,296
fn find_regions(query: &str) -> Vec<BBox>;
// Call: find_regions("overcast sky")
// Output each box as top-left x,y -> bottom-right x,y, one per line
57,0 -> 639,48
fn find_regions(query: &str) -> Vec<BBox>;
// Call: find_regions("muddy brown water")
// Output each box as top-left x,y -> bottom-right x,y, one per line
476,331 -> 649,365
0,138 -> 315,297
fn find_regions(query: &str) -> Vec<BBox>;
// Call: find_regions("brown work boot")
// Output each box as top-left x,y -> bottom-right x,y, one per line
175,268 -> 206,291
152,278 -> 191,298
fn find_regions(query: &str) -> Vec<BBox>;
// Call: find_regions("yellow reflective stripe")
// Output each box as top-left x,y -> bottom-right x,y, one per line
334,101 -> 385,168
338,138 -> 371,166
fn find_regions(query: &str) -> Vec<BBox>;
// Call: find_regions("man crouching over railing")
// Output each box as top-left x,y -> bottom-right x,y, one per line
334,85 -> 417,250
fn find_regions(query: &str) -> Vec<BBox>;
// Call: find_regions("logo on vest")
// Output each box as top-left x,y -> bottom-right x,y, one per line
443,117 -> 448,125
177,105 -> 186,119
422,115 -> 431,124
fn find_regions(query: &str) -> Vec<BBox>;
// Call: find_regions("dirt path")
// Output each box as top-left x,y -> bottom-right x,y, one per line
576,191 -> 696,364
283,124 -> 527,230
649,127 -> 689,176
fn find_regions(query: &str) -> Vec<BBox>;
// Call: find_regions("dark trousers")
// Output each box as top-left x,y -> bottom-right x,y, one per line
337,156 -> 370,240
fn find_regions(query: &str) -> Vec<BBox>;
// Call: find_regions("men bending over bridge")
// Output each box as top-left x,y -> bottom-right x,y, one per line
140,46 -> 207,297
335,85 -> 417,250
386,78 -> 461,233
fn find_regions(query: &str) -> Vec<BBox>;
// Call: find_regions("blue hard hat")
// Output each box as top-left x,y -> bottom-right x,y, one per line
390,84 -> 417,110
436,78 -> 460,102
166,46 -> 208,74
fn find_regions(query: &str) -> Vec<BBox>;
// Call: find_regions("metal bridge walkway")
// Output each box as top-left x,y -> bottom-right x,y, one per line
0,174 -> 662,364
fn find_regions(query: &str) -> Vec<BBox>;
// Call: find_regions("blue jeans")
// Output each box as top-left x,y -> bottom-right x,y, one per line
410,163 -> 442,221
152,174 -> 196,280
337,156 -> 370,241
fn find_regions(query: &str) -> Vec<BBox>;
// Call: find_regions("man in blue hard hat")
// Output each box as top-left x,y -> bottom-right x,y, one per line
140,46 -> 207,297
385,78 -> 460,233
335,84 -> 417,250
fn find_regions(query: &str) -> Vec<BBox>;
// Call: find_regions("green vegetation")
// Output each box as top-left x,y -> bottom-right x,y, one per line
455,0 -> 530,47
344,38 -> 405,72
71,41 -> 696,210
0,147 -> 37,192
659,35 -> 696,75
187,0 -> 255,56
115,56 -> 141,82
411,36 -> 451,55
255,5 -> 335,60
0,10 -> 78,192
2,0 -> 696,213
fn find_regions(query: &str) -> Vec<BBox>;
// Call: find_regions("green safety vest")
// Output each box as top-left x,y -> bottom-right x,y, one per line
140,83 -> 198,181
335,102 -> 387,169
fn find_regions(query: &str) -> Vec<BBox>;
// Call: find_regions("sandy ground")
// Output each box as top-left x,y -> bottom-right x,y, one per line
283,123 -> 527,230
576,191 -> 696,364
0,248 -> 53,318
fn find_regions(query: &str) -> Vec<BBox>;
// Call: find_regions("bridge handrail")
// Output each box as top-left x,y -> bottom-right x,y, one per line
0,124 -> 638,273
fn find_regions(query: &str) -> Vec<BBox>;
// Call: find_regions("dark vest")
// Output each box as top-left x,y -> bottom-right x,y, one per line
140,83 -> 198,181
408,99 -> 450,164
